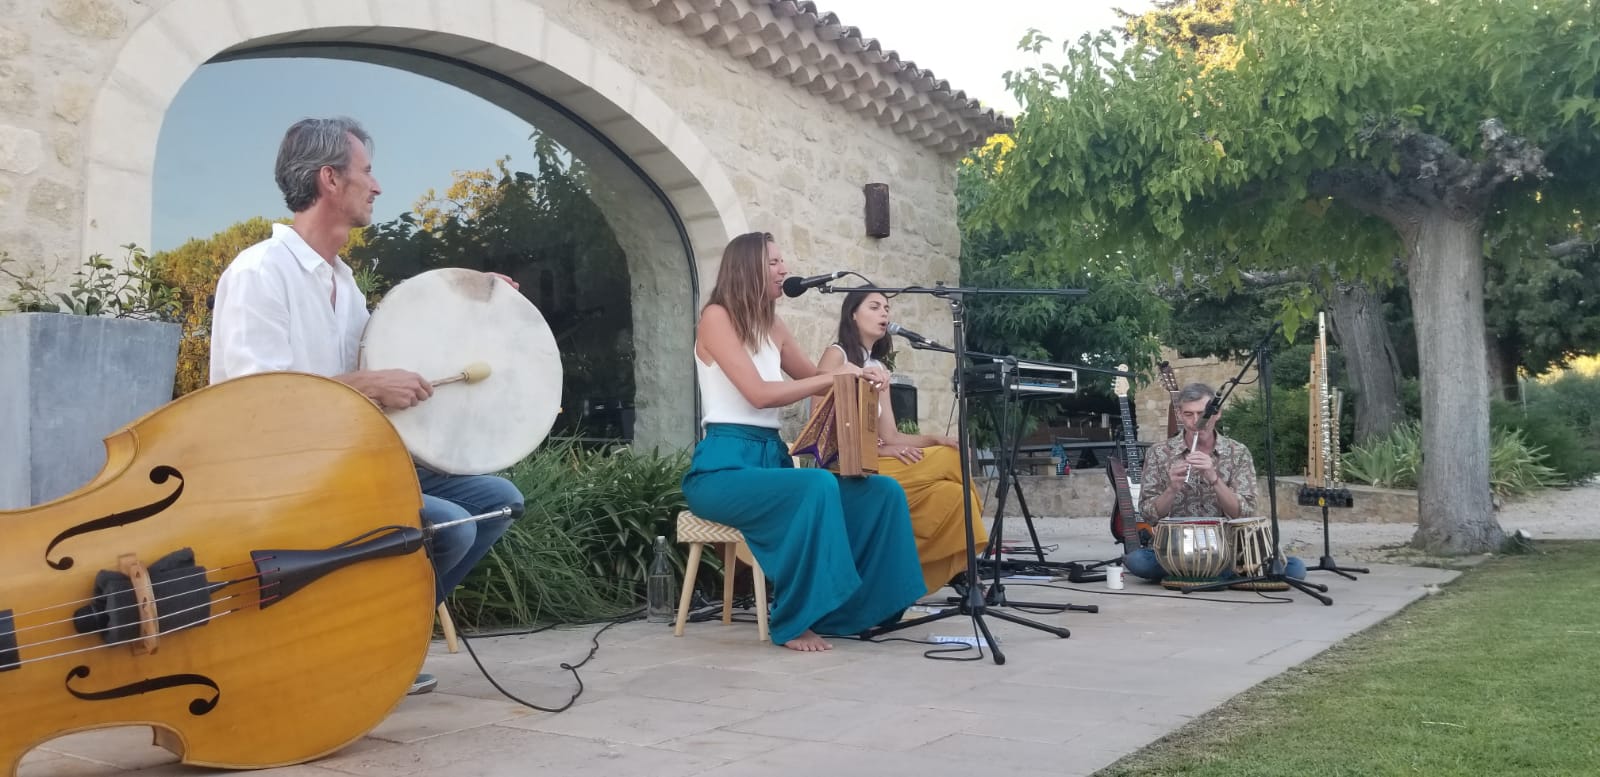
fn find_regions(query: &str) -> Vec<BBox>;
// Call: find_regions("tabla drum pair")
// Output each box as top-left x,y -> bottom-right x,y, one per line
1153,516 -> 1274,587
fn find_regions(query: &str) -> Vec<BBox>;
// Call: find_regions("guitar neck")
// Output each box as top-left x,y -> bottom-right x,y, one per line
1117,395 -> 1141,480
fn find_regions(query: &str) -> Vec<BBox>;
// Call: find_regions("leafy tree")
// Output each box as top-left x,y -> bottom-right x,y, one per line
987,0 -> 1600,554
1135,0 -> 1600,405
959,135 -> 1169,446
1484,229 -> 1600,394
1126,0 -> 1408,445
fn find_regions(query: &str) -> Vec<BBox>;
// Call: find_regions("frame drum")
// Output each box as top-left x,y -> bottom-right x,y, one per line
359,268 -> 562,475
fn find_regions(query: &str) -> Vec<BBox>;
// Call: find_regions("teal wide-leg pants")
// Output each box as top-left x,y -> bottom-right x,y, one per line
681,423 -> 926,645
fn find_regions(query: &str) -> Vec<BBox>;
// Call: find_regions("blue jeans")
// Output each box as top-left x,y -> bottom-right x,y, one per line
1124,548 -> 1306,582
416,467 -> 522,604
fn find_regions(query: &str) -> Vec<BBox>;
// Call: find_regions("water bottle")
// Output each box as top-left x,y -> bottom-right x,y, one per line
647,535 -> 675,623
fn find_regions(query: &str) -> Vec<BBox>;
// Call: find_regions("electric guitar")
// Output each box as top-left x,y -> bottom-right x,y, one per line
1106,366 -> 1152,552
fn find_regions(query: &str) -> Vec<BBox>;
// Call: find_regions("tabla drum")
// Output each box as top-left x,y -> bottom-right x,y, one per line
1153,518 -> 1231,583
1226,516 -> 1273,577
359,268 -> 562,475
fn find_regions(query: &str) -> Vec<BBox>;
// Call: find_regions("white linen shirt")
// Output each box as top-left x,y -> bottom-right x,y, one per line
209,223 -> 370,384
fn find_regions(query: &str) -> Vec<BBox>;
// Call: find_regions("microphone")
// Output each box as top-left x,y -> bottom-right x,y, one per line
781,271 -> 846,297
887,322 -> 940,347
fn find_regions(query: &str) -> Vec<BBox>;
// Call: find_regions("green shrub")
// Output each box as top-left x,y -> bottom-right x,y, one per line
446,503 -> 636,631
1492,396 -> 1600,485
509,439 -> 692,588
446,438 -> 706,631
1489,427 -> 1563,496
1220,385 -> 1315,476
1512,372 -> 1600,483
1340,422 -> 1561,496
1340,421 -> 1420,489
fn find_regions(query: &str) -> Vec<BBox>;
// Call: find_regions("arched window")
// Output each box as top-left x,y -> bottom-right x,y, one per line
155,49 -> 695,448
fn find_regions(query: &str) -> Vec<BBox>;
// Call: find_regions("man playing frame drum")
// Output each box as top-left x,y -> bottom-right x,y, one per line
1122,382 -> 1307,583
209,117 -> 525,696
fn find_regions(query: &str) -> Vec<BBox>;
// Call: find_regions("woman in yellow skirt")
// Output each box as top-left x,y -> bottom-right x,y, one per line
815,290 -> 988,594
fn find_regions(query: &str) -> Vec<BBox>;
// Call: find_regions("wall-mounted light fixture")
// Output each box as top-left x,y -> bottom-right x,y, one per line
864,183 -> 890,238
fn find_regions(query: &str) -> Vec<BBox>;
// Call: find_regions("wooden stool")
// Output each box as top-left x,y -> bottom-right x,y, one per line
672,510 -> 769,642
437,602 -> 459,654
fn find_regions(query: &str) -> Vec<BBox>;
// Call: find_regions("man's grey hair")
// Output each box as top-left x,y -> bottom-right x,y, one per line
274,117 -> 372,213
1177,382 -> 1217,405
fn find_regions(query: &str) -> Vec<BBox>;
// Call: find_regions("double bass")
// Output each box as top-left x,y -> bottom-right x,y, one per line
1,372 -> 449,774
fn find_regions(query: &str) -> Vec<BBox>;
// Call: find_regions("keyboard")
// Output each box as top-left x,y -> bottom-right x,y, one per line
958,361 -> 1078,397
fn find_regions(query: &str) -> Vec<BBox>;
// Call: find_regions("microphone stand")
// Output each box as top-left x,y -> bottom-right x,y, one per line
901,340 -> 1103,612
1179,322 -> 1333,605
820,281 -> 1090,665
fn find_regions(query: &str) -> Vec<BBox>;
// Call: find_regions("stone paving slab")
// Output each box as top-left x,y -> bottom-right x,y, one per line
20,538 -> 1458,777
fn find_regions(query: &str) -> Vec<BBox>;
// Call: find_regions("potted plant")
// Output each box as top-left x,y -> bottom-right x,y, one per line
1,245 -> 182,509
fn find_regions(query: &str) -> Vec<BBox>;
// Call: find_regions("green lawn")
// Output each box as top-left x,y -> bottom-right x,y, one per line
1099,541 -> 1600,776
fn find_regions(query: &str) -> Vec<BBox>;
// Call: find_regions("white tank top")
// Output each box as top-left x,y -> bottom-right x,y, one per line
698,337 -> 783,428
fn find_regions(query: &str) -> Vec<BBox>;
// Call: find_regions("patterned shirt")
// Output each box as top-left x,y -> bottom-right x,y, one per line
1137,433 -> 1258,518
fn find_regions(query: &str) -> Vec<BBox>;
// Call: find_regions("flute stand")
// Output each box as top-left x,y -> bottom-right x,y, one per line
823,281 -> 1092,665
1178,325 -> 1333,605
1298,490 -> 1369,580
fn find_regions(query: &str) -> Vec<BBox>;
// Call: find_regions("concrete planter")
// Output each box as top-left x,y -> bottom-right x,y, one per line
0,313 -> 181,509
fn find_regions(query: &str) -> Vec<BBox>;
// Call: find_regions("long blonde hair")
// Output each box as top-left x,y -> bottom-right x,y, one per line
705,232 -> 776,350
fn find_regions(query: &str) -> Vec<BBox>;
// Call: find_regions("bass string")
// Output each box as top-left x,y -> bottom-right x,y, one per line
1,591 -> 258,670
5,560 -> 259,620
3,572 -> 261,639
2,607 -> 246,668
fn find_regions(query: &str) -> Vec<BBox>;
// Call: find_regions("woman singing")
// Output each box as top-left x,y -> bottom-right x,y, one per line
681,233 -> 926,652
816,290 -> 988,594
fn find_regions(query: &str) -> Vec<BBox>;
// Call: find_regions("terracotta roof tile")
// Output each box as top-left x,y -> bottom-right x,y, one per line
622,0 -> 1013,156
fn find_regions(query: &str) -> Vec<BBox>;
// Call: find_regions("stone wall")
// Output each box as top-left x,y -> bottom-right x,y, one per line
0,0 -> 981,448
0,0 -> 112,293
551,0 -> 966,439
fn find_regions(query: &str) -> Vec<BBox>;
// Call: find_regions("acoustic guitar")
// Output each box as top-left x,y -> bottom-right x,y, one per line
1106,366 -> 1153,552
1,372 -> 440,774
1159,360 -> 1181,438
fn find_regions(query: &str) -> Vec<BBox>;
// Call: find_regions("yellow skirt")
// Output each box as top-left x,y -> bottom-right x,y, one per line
873,446 -> 989,594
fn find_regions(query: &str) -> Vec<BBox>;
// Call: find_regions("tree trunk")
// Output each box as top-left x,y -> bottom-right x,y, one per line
1483,331 -> 1519,401
1329,282 -> 1404,444
1405,211 -> 1505,554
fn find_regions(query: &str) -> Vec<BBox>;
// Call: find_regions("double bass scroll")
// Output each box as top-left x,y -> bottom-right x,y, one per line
790,375 -> 879,477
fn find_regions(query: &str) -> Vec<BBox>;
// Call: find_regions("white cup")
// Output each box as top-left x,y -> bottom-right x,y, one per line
1106,564 -> 1125,590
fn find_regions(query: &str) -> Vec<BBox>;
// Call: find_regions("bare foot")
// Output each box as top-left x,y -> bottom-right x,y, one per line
782,630 -> 832,652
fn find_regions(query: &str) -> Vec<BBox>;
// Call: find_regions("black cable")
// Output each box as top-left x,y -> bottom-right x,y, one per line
837,620 -> 989,662
447,604 -> 644,713
1006,581 -> 1293,605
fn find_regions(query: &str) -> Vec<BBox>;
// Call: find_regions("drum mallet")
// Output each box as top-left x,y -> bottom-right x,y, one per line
432,361 -> 491,387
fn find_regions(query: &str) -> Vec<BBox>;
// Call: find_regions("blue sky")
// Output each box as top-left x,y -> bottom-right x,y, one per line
152,57 -> 547,250
151,1 -> 1153,251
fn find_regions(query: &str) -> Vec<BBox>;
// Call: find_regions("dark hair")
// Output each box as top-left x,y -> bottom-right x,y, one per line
705,232 -> 777,350
835,290 -> 892,367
